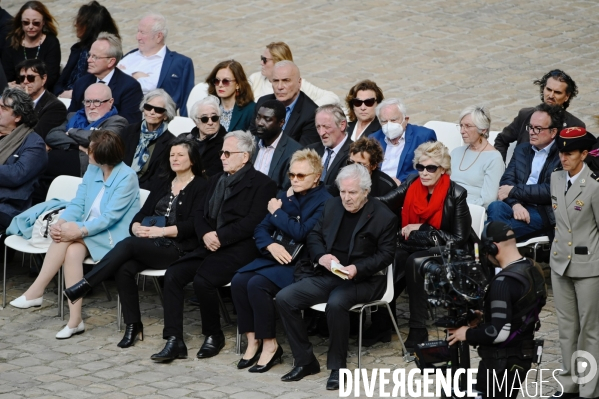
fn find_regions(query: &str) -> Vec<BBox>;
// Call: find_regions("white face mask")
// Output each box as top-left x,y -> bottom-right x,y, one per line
382,120 -> 404,140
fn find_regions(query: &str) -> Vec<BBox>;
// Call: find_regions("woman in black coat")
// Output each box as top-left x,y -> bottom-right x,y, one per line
187,95 -> 226,177
64,137 -> 208,348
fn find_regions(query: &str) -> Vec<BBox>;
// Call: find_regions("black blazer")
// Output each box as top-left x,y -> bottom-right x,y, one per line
186,125 -> 226,177
34,91 -> 67,139
347,117 -> 382,139
249,92 -> 319,146
122,122 -> 175,191
378,174 -> 472,248
307,196 -> 397,282
68,68 -> 143,124
130,176 -> 208,253
308,136 -> 352,195
251,132 -> 302,191
371,169 -> 397,198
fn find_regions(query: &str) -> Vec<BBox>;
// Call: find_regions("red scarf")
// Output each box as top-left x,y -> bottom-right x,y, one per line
401,174 -> 450,229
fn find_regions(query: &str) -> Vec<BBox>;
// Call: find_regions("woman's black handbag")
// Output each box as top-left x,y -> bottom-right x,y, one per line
271,229 -> 304,261
141,215 -> 166,227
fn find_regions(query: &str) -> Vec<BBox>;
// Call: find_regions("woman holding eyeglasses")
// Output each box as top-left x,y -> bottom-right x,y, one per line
376,141 -> 472,351
205,60 -> 255,132
345,80 -> 384,141
2,1 -> 61,92
231,148 -> 331,373
450,106 -> 504,209
186,95 -> 226,177
248,42 -> 340,106
122,89 -> 176,191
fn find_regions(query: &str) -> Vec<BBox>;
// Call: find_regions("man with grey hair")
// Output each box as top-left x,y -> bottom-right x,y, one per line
69,32 -> 143,124
276,164 -> 397,391
371,98 -> 437,184
150,130 -> 277,363
249,60 -> 319,146
118,13 -> 194,116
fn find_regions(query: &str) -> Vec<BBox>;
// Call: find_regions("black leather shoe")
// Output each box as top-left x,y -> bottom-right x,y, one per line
404,328 -> 428,352
281,358 -> 320,382
64,278 -> 92,304
237,343 -> 262,369
150,336 -> 188,362
362,329 -> 392,347
326,370 -> 340,390
550,392 -> 579,399
117,322 -> 143,348
249,345 -> 283,373
196,331 -> 225,359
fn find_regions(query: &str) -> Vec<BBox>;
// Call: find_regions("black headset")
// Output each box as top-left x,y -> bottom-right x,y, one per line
481,223 -> 516,256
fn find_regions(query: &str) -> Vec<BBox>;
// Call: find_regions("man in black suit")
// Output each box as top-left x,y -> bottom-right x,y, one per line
251,99 -> 302,191
16,59 -> 66,140
249,61 -> 319,146
68,32 -> 143,124
276,164 -> 397,390
150,130 -> 277,363
308,104 -> 352,196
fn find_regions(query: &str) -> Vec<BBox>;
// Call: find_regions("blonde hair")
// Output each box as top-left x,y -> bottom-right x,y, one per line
266,42 -> 293,63
413,141 -> 452,176
289,148 -> 323,176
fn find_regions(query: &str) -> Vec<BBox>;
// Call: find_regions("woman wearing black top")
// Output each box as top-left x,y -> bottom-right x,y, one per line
186,95 -> 226,177
64,137 -> 208,348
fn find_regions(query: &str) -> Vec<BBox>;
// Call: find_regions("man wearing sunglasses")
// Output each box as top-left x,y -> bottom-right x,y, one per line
494,69 -> 585,162
118,13 -> 194,117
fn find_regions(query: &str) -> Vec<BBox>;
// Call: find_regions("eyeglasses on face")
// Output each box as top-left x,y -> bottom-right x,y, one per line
288,172 -> 315,181
219,150 -> 244,158
351,98 -> 376,108
458,123 -> 477,130
88,54 -> 113,61
346,159 -> 370,168
199,115 -> 219,123
22,20 -> 42,27
82,99 -> 110,107
415,163 -> 440,173
212,78 -> 236,87
143,103 -> 166,114
260,56 -> 272,64
18,74 -> 39,83
526,124 -> 552,135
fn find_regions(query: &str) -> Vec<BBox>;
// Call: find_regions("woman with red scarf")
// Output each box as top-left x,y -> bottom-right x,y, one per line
368,141 -> 473,351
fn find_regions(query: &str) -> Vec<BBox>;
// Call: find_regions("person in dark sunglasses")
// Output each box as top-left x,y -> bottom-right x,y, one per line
345,80 -> 384,141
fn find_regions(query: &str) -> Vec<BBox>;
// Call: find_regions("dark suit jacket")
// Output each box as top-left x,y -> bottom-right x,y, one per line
34,91 -> 67,139
250,92 -> 319,146
186,125 -> 226,177
251,132 -> 302,191
494,106 -> 586,161
371,168 -> 397,198
347,117 -> 382,139
122,122 -> 175,191
158,47 -> 194,117
307,196 -> 397,282
229,101 -> 256,132
68,68 -> 143,124
308,135 -> 352,195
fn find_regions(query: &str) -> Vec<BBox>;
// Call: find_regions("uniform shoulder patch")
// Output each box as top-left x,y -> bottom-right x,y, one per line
590,172 -> 599,182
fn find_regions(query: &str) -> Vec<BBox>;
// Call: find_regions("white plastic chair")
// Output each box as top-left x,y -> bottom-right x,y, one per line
424,121 -> 464,153
168,116 -> 196,136
185,83 -> 209,117
516,236 -> 550,263
310,264 -> 412,368
58,98 -> 71,109
505,141 -> 517,166
468,203 -> 486,239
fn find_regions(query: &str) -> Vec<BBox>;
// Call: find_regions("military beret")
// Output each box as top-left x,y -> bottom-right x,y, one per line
556,127 -> 596,153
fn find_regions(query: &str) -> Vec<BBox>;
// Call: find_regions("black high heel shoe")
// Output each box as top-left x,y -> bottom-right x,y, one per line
248,345 -> 283,373
237,342 -> 263,369
117,322 -> 144,348
64,278 -> 92,304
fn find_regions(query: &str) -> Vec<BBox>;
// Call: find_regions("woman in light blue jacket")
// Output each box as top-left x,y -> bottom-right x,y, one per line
10,130 -> 140,339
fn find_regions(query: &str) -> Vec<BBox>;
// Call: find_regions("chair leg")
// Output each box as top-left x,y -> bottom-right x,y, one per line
385,303 -> 413,363
101,282 -> 112,302
358,308 -> 364,369
236,325 -> 241,355
151,277 -> 164,305
217,290 -> 232,325
3,245 -> 7,308
58,266 -> 64,320
116,294 -> 122,332
533,242 -> 540,263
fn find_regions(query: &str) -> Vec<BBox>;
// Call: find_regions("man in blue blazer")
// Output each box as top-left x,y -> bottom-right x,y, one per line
118,13 -> 194,117
371,98 -> 437,184
68,33 -> 143,124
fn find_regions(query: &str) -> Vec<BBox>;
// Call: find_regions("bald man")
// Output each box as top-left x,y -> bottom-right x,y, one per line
249,60 -> 319,146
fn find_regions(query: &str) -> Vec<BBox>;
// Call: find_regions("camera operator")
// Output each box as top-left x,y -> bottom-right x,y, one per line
447,221 -> 547,399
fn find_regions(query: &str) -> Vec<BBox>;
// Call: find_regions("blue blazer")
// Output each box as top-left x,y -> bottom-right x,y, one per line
61,162 -> 140,261
156,47 -> 195,117
236,184 -> 332,288
229,101 -> 256,132
68,68 -> 143,124
371,124 -> 437,182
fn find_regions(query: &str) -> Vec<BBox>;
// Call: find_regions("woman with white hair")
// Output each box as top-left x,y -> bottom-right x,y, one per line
450,106 -> 504,208
186,95 -> 226,176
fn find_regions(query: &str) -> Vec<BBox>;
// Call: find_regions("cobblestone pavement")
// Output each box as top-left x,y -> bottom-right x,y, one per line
2,0 -> 595,397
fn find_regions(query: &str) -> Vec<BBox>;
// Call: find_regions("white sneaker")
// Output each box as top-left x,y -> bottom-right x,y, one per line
56,321 -> 85,339
9,295 -> 43,309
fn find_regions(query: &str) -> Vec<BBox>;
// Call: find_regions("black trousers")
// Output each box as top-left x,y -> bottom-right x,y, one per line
476,357 -> 532,399
276,273 -> 386,370
231,271 -> 281,339
84,236 -> 180,324
0,211 -> 12,234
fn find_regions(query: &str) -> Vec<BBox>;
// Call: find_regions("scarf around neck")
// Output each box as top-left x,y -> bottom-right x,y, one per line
401,173 -> 450,230
66,105 -> 118,130
208,162 -> 252,228
131,120 -> 168,172
0,124 -> 34,165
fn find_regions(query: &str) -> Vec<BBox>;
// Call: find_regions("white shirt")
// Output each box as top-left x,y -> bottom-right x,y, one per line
381,135 -> 406,179
526,140 -> 554,185
97,68 -> 115,85
350,120 -> 372,142
118,45 -> 167,94
321,134 -> 349,169
32,90 -> 45,107
254,132 -> 282,175
86,186 -> 105,221
567,163 -> 585,190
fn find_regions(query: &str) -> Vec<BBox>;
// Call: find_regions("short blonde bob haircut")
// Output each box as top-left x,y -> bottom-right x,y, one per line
413,141 -> 452,176
289,148 -> 323,177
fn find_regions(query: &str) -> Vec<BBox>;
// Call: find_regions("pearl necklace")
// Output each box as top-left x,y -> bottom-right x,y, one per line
166,174 -> 194,216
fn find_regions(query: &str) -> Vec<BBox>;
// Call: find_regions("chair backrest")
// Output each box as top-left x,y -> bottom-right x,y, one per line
186,82 -> 209,117
505,141 -> 517,166
46,175 -> 83,201
379,264 -> 395,303
58,98 -> 71,109
424,121 -> 463,153
488,130 -> 500,146
139,189 -> 150,207
168,116 -> 196,136
467,203 -> 486,239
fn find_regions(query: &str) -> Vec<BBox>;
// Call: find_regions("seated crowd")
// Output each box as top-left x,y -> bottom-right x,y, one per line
1,0 -> 595,394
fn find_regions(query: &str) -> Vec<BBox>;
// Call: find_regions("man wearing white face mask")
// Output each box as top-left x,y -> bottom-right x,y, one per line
371,98 -> 437,184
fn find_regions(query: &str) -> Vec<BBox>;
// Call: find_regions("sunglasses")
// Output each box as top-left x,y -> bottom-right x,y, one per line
18,74 -> 38,83
212,78 -> 235,87
199,115 -> 219,123
143,103 -> 166,114
415,163 -> 441,173
351,98 -> 376,107
219,150 -> 244,158
260,56 -> 272,64
346,159 -> 370,168
22,20 -> 42,27
288,172 -> 315,181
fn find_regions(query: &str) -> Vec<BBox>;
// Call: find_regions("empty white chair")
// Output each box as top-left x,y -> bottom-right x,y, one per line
58,98 -> 71,109
185,83 -> 209,117
468,203 -> 486,239
424,121 -> 463,153
168,116 -> 196,137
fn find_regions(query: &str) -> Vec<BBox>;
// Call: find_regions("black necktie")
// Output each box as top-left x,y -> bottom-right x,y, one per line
98,80 -> 105,84
320,148 -> 333,182
566,180 -> 572,193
